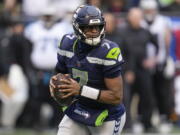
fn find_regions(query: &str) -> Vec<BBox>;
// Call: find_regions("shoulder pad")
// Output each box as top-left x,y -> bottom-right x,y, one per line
106,47 -> 121,60
100,39 -> 122,61
101,39 -> 119,50
58,34 -> 77,50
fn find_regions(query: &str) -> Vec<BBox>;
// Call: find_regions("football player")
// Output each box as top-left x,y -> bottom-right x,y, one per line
49,5 -> 126,135
24,5 -> 73,128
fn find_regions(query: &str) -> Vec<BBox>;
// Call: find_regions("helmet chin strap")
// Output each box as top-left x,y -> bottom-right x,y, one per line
80,27 -> 105,46
85,36 -> 101,46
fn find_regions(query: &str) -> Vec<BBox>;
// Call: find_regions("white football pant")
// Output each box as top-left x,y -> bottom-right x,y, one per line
57,113 -> 126,135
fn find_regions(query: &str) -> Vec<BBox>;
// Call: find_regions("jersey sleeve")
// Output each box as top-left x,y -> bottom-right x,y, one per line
55,35 -> 68,74
102,44 -> 124,78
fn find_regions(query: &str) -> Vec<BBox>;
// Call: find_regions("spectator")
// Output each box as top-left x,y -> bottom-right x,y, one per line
86,0 -> 102,8
140,0 -> 176,132
106,0 -> 127,13
104,12 -> 121,44
126,0 -> 141,8
119,8 -> 158,132
0,16 -> 29,132
86,0 -> 112,12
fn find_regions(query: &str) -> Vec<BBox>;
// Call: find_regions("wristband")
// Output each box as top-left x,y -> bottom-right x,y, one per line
80,85 -> 101,100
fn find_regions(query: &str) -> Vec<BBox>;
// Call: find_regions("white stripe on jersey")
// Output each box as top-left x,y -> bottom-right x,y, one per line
58,49 -> 74,58
86,57 -> 116,66
58,49 -> 118,66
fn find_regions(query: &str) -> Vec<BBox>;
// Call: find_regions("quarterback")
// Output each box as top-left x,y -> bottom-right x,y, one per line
49,5 -> 126,135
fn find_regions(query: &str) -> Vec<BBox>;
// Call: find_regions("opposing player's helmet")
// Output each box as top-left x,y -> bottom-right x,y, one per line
72,5 -> 105,46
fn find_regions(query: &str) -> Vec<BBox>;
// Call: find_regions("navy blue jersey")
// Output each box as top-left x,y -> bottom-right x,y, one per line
56,34 -> 125,121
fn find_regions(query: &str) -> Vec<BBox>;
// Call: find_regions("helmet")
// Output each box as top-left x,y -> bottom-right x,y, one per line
140,0 -> 158,10
139,0 -> 158,22
40,6 -> 57,29
72,5 -> 105,46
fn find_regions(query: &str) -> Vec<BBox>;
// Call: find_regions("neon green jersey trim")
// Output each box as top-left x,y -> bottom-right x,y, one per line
106,48 -> 121,60
95,109 -> 108,126
62,106 -> 68,112
73,39 -> 79,52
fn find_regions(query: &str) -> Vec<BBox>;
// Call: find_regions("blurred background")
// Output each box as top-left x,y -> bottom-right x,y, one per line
0,0 -> 180,135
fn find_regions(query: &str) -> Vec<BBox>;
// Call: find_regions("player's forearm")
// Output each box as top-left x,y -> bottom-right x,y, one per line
80,85 -> 123,105
99,76 -> 123,105
98,90 -> 123,105
80,76 -> 123,105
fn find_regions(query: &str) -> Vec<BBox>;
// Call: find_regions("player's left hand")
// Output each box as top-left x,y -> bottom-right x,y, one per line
58,78 -> 81,98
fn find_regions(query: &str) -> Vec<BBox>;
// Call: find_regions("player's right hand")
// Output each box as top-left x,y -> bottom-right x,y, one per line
49,75 -> 58,98
49,74 -> 74,106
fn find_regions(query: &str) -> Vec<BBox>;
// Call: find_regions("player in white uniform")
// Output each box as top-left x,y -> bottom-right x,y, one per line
25,7 -> 73,70
24,6 -> 73,128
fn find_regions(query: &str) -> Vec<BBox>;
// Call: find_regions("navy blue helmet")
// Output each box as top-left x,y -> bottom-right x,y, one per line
72,5 -> 105,46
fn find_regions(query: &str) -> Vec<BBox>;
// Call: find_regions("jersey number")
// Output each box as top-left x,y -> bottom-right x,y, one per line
72,68 -> 88,86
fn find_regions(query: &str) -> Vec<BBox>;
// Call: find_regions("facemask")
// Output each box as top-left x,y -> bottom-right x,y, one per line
144,13 -> 156,23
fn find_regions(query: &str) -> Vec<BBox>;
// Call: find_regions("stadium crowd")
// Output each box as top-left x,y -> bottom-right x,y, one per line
0,0 -> 180,134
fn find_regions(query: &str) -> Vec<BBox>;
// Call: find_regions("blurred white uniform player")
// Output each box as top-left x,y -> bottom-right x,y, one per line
24,6 -> 73,127
25,7 -> 73,70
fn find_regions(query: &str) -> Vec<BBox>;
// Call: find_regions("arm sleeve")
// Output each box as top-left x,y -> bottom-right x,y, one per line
103,47 -> 124,78
55,58 -> 68,74
103,62 -> 123,78
55,35 -> 68,74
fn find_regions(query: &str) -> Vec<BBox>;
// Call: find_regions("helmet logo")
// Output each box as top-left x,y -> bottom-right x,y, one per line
89,19 -> 101,24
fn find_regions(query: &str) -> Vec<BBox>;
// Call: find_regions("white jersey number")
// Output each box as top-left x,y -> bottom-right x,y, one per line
72,68 -> 88,86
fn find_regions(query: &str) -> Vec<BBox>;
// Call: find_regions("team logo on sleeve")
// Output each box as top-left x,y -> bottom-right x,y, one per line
106,48 -> 122,61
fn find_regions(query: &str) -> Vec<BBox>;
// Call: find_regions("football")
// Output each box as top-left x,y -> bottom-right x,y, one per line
52,73 -> 73,106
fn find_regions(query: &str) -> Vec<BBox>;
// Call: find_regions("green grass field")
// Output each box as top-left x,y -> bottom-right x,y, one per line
0,127 -> 180,135
0,128 -> 56,135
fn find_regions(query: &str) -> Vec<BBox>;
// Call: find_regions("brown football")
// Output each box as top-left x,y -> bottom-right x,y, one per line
52,73 -> 73,106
